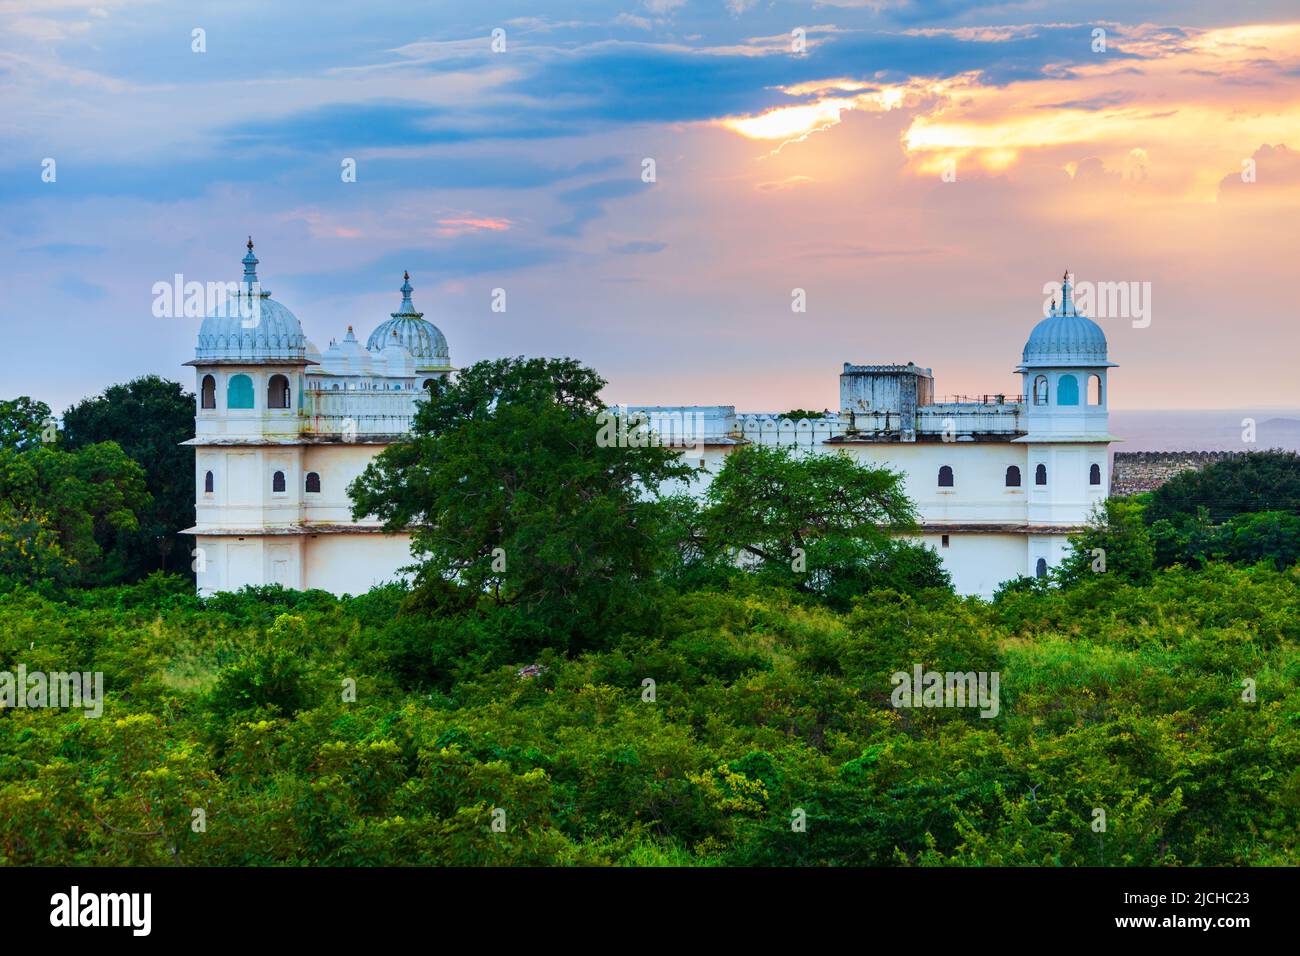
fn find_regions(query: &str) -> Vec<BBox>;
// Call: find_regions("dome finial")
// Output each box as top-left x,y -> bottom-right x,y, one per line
397,271 -> 416,314
1061,268 -> 1074,316
368,273 -> 447,365
242,236 -> 259,289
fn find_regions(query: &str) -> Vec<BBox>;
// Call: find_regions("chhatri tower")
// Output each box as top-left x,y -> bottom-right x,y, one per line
183,240 -> 452,595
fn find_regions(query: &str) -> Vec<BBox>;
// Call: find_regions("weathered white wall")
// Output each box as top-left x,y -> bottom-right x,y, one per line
193,534 -> 305,595
195,446 -> 306,528
303,444 -> 386,524
676,442 -> 1037,526
917,531 -> 1032,598
194,531 -> 412,597
837,443 -> 1030,525
304,532 -> 414,596
1023,442 -> 1109,524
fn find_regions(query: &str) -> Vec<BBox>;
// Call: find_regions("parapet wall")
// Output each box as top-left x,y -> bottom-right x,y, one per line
1110,450 -> 1238,496
736,413 -> 843,447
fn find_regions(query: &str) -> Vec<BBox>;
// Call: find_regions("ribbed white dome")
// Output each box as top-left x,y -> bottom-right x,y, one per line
1022,313 -> 1108,365
1019,272 -> 1112,368
365,272 -> 450,369
195,240 -> 307,363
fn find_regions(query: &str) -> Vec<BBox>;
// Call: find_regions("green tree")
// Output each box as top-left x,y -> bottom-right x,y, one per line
348,357 -> 693,652
62,375 -> 196,577
0,500 -> 74,590
1147,506 -> 1218,569
697,444 -> 943,606
0,442 -> 150,589
209,646 -> 311,719
1212,511 -> 1300,570
779,409 -> 830,421
0,396 -> 54,450
1059,497 -> 1155,586
1146,450 -> 1300,524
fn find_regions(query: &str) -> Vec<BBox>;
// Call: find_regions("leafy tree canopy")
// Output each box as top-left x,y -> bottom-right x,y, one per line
0,441 -> 149,590
1058,497 -> 1155,587
0,396 -> 53,450
700,445 -> 917,562
779,409 -> 831,421
61,375 -> 196,576
349,357 -> 693,652
2,561 -> 1297,867
694,444 -> 947,608
1146,450 -> 1300,524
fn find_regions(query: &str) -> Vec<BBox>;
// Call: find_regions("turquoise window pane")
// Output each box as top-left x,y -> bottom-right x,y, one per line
1056,374 -> 1079,405
228,374 -> 254,409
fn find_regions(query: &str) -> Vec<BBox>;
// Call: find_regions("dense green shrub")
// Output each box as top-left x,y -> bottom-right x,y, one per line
0,564 -> 1295,866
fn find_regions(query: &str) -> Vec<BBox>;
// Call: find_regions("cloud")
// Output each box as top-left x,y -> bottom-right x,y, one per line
293,235 -> 567,291
6,16 -> 93,41
550,177 -> 651,237
224,100 -> 572,150
1035,90 -> 1137,110
613,13 -> 653,31
1218,143 -> 1300,199
756,175 -> 816,190
435,216 -> 513,236
610,239 -> 666,254
56,275 -> 106,301
1065,156 -> 1119,182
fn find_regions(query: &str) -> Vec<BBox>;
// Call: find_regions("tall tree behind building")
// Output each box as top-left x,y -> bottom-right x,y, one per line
62,375 -> 195,577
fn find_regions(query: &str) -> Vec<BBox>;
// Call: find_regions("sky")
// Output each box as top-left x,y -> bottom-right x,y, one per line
2,0 -> 1298,414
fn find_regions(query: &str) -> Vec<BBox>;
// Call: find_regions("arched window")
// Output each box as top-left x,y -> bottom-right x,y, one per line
1033,375 -> 1048,406
1005,465 -> 1021,487
268,374 -> 291,409
204,471 -> 214,494
1090,463 -> 1102,486
1035,463 -> 1047,485
1087,374 -> 1103,406
201,375 -> 216,409
938,465 -> 954,487
1035,558 -> 1048,579
227,374 -> 254,409
305,472 -> 321,493
272,470 -> 286,494
1057,374 -> 1079,406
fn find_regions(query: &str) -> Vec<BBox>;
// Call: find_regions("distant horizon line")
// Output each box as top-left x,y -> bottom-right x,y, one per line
1109,407 -> 1300,414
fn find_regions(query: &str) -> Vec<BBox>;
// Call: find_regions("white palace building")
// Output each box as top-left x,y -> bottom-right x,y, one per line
184,242 -> 1117,598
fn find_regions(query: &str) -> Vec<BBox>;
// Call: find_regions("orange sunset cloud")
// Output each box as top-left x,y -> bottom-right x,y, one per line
717,23 -> 1300,198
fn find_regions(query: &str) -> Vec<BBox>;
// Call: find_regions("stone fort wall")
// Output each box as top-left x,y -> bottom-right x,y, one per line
1111,451 -> 1238,496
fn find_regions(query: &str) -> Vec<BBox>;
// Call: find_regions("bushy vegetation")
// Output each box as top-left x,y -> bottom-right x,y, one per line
0,564 -> 1296,866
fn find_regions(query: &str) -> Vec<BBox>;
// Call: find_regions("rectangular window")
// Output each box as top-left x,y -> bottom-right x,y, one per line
941,534 -> 950,548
